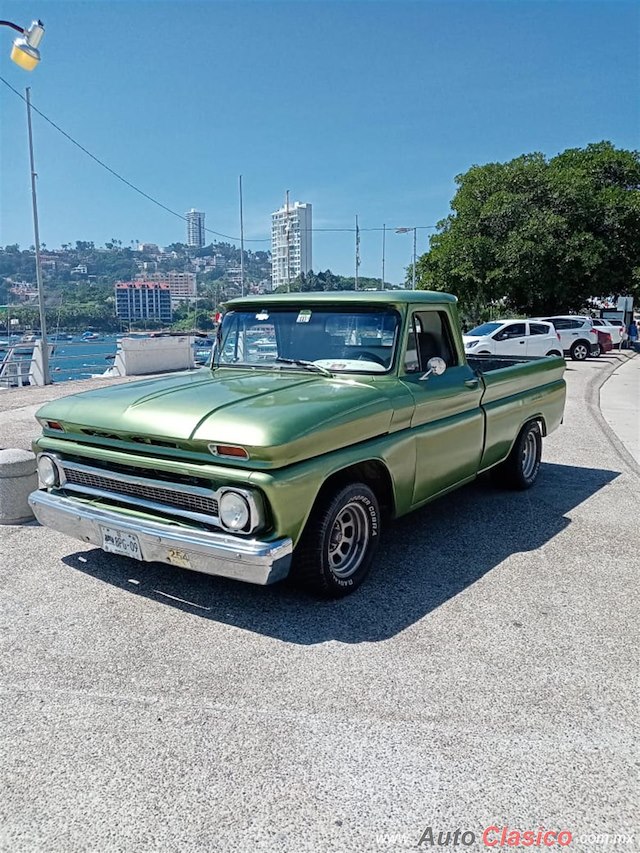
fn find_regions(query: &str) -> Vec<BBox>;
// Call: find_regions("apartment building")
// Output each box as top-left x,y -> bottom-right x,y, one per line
271,201 -> 312,290
186,209 -> 206,248
115,282 -> 172,323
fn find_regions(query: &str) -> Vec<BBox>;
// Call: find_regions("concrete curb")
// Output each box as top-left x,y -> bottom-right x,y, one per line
586,352 -> 640,478
0,448 -> 37,524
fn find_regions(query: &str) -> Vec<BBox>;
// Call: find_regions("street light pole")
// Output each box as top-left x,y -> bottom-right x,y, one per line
395,226 -> 418,290
25,86 -> 50,383
239,174 -> 245,296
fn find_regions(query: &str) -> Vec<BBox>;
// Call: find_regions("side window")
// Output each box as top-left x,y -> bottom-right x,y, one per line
405,310 -> 459,372
546,318 -> 569,330
567,319 -> 584,329
529,323 -> 550,336
495,322 -> 526,340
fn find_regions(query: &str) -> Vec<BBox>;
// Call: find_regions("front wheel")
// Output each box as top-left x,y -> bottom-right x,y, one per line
291,483 -> 380,597
570,341 -> 589,361
493,421 -> 542,490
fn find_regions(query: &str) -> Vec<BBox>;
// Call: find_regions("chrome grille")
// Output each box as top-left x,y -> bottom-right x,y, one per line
63,467 -> 219,517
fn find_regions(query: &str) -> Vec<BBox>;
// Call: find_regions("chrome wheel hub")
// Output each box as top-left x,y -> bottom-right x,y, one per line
327,502 -> 370,579
522,431 -> 539,480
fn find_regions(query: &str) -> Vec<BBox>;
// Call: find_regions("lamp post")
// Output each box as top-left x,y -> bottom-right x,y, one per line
1,19 -> 44,70
2,19 -> 50,382
395,227 -> 417,289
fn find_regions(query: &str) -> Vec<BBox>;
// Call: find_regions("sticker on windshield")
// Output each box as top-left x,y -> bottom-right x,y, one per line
256,310 -> 269,320
297,310 -> 312,323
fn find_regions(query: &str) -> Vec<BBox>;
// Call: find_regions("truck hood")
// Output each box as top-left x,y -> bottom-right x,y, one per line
36,368 -> 394,467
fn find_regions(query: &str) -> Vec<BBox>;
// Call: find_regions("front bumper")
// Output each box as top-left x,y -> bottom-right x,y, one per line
29,490 -> 293,585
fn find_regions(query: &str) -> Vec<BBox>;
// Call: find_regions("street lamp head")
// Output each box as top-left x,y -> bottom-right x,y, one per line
395,227 -> 411,234
10,20 -> 44,71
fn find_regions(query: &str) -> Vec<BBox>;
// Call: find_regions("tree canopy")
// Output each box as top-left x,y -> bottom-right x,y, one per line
415,142 -> 640,318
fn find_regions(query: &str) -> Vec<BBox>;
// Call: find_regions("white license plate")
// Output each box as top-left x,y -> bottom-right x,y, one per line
101,526 -> 142,560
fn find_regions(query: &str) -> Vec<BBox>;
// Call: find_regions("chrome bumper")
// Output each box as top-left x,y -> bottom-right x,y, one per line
29,490 -> 293,585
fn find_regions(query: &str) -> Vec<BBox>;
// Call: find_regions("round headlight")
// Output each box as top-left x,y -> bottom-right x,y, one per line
219,491 -> 250,531
37,454 -> 58,487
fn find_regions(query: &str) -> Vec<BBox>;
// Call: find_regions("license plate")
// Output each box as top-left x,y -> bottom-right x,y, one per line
101,526 -> 142,560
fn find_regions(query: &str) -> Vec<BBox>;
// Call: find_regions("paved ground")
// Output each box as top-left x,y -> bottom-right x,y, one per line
0,354 -> 638,853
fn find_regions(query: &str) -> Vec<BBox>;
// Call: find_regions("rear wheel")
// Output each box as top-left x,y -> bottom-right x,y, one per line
292,483 -> 380,597
570,341 -> 589,361
493,421 -> 542,490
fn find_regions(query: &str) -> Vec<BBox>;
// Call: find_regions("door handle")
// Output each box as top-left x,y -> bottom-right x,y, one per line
519,341 -> 525,344
465,378 -> 479,389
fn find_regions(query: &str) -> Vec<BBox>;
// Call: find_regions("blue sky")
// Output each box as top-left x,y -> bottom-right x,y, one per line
1,0 -> 638,283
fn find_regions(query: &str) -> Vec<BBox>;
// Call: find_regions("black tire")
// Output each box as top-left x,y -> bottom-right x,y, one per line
292,483 -> 380,597
593,344 -> 601,357
570,340 -> 589,361
493,421 -> 542,490
545,350 -> 562,357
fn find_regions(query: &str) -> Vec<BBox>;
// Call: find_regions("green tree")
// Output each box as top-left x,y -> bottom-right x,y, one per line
416,142 -> 640,317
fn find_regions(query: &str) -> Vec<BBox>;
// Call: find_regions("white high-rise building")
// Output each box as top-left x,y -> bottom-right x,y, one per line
186,209 -> 206,248
271,201 -> 312,290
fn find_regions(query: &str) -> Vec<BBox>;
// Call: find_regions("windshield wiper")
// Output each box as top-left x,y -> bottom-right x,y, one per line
275,357 -> 332,377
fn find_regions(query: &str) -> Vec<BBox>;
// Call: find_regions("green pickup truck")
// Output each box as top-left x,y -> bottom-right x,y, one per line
30,292 -> 566,597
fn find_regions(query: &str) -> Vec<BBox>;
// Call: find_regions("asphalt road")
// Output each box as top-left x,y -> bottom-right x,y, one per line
0,356 -> 637,853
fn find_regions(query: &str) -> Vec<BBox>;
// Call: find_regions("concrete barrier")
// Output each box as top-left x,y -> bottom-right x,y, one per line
109,335 -> 195,377
0,449 -> 38,524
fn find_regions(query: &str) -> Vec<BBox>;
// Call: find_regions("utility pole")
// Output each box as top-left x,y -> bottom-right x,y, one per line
355,214 -> 360,291
412,226 -> 417,290
25,87 -> 50,384
381,223 -> 386,290
239,175 -> 245,296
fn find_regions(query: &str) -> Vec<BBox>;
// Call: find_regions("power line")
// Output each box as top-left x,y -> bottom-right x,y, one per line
0,75 -> 439,244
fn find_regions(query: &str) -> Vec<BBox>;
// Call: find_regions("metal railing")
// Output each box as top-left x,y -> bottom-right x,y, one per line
0,334 -> 204,388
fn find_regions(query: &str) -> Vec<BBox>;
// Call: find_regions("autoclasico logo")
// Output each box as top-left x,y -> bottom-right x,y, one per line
417,826 -> 573,847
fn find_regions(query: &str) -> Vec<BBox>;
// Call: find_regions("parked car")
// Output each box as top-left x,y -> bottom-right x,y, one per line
534,315 -> 599,361
591,318 -> 624,347
463,320 -> 562,358
595,329 -> 613,354
30,292 -> 566,598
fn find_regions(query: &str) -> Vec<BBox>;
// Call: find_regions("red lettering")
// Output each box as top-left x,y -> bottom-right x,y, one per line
543,831 -> 557,846
536,830 -> 544,846
506,830 -> 521,846
557,831 -> 572,847
522,831 -> 535,847
501,827 -> 508,845
483,826 -> 500,847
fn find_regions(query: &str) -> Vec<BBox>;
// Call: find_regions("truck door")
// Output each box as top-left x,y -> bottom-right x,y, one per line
401,309 -> 484,505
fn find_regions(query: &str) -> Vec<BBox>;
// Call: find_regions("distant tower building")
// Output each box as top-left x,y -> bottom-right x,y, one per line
186,209 -> 206,248
271,199 -> 312,290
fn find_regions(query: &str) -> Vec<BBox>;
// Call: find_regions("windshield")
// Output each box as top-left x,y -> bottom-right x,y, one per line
466,322 -> 502,336
215,307 -> 400,373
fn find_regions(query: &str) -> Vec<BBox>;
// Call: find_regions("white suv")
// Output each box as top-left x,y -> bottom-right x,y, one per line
463,320 -> 562,357
591,318 -> 624,347
536,315 -> 599,361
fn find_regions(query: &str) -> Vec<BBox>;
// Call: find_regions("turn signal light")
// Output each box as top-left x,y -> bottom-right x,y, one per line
46,420 -> 64,431
208,444 -> 249,459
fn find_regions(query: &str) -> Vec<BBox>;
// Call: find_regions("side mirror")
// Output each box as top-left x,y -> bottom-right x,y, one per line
420,356 -> 447,381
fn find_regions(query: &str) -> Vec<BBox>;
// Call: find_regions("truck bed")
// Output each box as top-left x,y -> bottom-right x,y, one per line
467,353 -> 566,471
